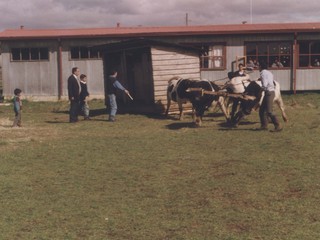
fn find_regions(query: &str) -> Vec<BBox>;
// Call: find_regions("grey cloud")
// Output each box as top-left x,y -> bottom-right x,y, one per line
54,0 -> 141,14
1,0 -> 320,31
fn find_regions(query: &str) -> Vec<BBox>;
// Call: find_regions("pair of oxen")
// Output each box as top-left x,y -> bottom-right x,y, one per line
165,76 -> 288,127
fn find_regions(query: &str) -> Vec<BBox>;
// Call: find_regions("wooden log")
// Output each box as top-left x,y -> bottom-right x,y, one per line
186,88 -> 256,101
224,92 -> 256,101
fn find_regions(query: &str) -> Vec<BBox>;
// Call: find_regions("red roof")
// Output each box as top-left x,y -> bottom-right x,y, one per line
1,22 -> 320,40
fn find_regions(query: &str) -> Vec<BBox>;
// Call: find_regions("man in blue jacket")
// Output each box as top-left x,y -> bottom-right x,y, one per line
105,70 -> 129,122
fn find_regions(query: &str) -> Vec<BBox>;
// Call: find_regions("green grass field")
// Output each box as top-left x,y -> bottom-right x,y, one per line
1,94 -> 320,239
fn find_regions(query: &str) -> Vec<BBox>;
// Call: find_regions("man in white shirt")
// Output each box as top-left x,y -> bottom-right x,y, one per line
258,62 -> 282,132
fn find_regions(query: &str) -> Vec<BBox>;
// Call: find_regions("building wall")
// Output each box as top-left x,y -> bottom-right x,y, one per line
60,39 -> 108,99
159,34 -> 297,90
0,57 -> 3,96
151,46 -> 200,109
296,69 -> 320,90
2,32 -> 320,101
1,40 -> 59,100
61,52 -> 104,99
1,38 -> 109,100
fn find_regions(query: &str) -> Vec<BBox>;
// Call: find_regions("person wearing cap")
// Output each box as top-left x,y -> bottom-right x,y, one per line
257,62 -> 283,132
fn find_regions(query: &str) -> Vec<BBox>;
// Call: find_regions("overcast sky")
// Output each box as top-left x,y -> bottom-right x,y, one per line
0,0 -> 319,31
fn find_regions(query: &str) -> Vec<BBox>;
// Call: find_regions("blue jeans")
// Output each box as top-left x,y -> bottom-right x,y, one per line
108,94 -> 117,118
80,101 -> 90,118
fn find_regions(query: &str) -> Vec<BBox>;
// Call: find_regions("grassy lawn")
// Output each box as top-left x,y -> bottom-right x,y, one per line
1,94 -> 320,239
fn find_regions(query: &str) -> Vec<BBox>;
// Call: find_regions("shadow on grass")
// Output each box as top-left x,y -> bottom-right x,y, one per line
47,108 -> 108,124
206,112 -> 227,118
218,120 -> 258,131
89,108 -> 107,117
165,111 -> 232,130
166,122 -> 197,130
52,108 -> 107,117
45,120 -> 68,124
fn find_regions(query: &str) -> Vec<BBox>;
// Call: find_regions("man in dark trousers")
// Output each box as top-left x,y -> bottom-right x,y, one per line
257,62 -> 283,132
68,67 -> 81,123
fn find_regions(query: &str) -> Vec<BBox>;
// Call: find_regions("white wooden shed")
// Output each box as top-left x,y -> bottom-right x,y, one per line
97,39 -> 201,113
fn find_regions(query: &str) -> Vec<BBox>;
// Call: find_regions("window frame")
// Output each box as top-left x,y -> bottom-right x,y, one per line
69,46 -> 102,60
182,42 -> 226,70
11,47 -> 49,62
245,41 -> 292,70
199,42 -> 226,70
298,40 -> 320,68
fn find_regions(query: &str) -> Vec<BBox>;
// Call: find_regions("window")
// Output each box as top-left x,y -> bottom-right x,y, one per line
298,41 -> 320,68
70,47 -> 101,60
11,48 -> 21,61
245,42 -> 292,69
39,48 -> 49,60
199,44 -> 225,70
11,48 -> 49,61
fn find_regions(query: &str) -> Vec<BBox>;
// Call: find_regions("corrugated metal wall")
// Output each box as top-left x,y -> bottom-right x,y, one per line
61,55 -> 104,99
1,39 -> 106,100
0,63 -> 2,94
2,32 -> 320,100
60,39 -> 106,99
1,50 -> 59,100
200,34 -> 294,90
296,70 -> 320,90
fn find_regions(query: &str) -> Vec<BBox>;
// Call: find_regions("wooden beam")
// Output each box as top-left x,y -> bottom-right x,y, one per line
186,88 -> 256,101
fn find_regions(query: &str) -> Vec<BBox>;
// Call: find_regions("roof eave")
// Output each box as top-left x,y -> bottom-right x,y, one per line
0,29 -> 319,41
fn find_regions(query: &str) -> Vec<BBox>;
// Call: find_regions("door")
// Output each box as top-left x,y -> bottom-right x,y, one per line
125,47 -> 154,104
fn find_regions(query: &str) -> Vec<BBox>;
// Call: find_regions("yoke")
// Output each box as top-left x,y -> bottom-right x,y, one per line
186,88 -> 256,101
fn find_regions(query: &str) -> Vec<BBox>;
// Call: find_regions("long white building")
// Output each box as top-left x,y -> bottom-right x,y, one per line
0,22 -> 320,112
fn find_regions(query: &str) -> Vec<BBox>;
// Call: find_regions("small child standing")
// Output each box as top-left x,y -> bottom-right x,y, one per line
79,74 -> 90,120
12,88 -> 22,127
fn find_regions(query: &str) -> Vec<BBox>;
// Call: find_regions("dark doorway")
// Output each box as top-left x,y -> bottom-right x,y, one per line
125,47 -> 154,104
103,47 -> 154,106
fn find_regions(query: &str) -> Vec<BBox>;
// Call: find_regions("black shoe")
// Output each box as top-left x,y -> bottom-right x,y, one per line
270,127 -> 283,132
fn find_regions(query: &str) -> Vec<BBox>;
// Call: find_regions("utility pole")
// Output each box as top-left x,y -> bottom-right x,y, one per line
186,13 -> 189,26
250,0 -> 253,23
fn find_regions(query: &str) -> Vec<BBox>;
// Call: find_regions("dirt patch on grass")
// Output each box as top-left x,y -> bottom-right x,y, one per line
0,117 -> 12,128
0,117 -> 62,151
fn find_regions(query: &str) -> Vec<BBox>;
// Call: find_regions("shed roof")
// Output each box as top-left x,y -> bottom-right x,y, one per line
91,38 -> 201,53
1,22 -> 320,40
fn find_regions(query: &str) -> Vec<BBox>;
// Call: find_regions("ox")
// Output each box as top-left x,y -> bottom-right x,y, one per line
165,77 -> 228,126
224,76 -> 288,123
231,81 -> 264,127
165,76 -> 190,120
